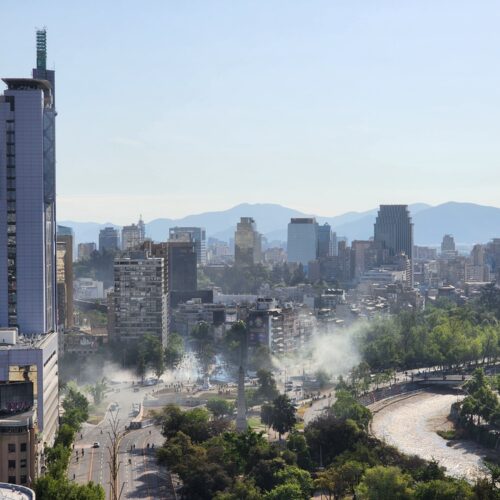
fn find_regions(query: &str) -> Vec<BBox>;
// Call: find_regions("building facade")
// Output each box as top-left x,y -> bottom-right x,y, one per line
169,227 -> 207,266
234,217 -> 262,267
113,253 -> 167,345
56,226 -> 73,330
122,217 -> 145,251
99,227 -> 119,253
77,242 -> 96,261
373,205 -> 414,286
287,218 -> 318,266
0,74 -> 57,334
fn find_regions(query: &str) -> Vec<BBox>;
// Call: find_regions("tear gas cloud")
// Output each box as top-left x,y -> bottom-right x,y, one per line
272,322 -> 365,380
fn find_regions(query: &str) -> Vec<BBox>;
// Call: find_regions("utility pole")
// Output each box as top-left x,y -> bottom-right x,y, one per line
107,411 -> 125,500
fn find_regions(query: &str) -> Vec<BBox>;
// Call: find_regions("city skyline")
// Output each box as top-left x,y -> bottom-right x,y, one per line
1,2 -> 499,223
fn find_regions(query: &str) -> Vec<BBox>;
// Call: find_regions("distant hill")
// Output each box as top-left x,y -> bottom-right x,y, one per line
413,202 -> 500,245
60,201 -> 500,249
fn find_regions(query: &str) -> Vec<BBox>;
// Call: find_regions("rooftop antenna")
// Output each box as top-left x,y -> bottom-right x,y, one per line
36,27 -> 47,71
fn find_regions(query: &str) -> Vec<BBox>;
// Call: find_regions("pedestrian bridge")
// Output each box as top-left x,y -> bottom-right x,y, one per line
412,374 -> 470,387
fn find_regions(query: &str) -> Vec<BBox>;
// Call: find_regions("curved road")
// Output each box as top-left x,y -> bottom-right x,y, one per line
371,391 -> 489,481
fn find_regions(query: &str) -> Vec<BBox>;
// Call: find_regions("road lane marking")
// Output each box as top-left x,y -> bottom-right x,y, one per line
88,447 -> 95,483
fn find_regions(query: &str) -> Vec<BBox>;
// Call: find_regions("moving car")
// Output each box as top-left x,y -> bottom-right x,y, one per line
93,442 -> 100,448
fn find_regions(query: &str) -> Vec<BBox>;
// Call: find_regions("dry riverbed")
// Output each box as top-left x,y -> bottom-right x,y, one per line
371,391 -> 490,481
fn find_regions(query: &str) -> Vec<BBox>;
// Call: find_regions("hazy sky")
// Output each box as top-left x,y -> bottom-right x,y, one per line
1,1 -> 499,224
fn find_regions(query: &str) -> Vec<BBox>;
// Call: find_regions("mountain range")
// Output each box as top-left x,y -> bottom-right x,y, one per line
60,201 -> 500,249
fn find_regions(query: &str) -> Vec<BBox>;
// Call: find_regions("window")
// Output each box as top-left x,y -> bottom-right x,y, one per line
8,476 -> 16,484
8,443 -> 15,453
8,460 -> 16,469
20,475 -> 27,484
20,459 -> 27,468
20,443 -> 27,452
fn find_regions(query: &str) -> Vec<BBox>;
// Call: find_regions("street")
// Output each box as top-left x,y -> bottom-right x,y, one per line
67,381 -> 176,499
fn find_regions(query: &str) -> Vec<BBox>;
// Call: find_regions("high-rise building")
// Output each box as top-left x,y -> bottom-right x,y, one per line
287,218 -> 318,266
169,227 -> 207,266
56,226 -> 73,330
234,218 -> 262,267
441,234 -> 457,256
113,252 -> 167,345
317,223 -> 335,259
351,240 -> 382,279
0,35 -> 57,335
77,242 -> 96,261
167,241 -> 198,292
373,205 -> 414,286
99,227 -> 119,253
121,217 -> 146,251
374,205 -> 413,259
0,30 -> 60,486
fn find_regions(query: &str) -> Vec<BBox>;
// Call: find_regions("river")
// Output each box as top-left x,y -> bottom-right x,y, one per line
371,391 -> 489,481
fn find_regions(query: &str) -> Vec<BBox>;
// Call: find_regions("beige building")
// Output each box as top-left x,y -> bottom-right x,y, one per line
0,328 -> 59,482
0,410 -> 36,487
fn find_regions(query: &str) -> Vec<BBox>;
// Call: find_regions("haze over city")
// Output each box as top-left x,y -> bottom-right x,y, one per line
3,3 -> 500,500
2,1 -> 500,223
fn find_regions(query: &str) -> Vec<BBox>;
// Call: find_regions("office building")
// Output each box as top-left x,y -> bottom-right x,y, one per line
56,226 -> 73,329
373,205 -> 414,286
77,242 -> 96,261
169,227 -> 207,265
441,234 -> 456,255
234,218 -> 262,266
0,34 -> 57,335
317,223 -> 335,259
0,32 -> 60,487
99,227 -> 119,253
351,240 -> 382,279
287,218 -> 318,266
166,242 -> 197,292
113,253 -> 167,345
122,217 -> 145,251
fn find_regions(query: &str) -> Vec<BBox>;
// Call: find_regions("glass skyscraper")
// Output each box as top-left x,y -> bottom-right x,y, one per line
0,30 -> 57,335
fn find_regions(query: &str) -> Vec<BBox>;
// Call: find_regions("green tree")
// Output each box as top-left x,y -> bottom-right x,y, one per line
314,468 -> 336,500
274,465 -> 313,499
207,398 -> 235,419
34,475 -> 105,500
261,403 -> 273,428
270,395 -> 297,441
86,377 -> 107,405
256,370 -> 279,403
356,466 -> 414,500
414,478 -> 475,499
287,431 -> 313,470
165,332 -> 184,369
136,348 -> 147,382
214,479 -> 262,500
331,390 -> 372,430
264,482 -> 304,500
61,387 -> 89,429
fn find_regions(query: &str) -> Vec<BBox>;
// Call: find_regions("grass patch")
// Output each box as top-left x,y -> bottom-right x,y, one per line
87,403 -> 107,424
437,429 -> 458,440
